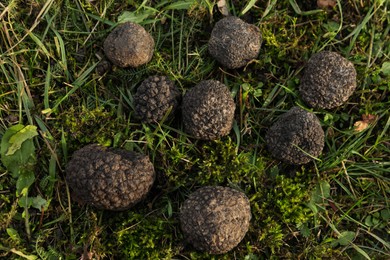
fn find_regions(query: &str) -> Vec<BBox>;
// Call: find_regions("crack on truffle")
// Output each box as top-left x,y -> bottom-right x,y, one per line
299,51 -> 357,109
266,107 -> 325,165
180,186 -> 251,254
182,80 -> 235,140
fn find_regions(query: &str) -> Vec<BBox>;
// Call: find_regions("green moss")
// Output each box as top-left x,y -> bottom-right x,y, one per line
58,106 -> 125,147
114,212 -> 179,259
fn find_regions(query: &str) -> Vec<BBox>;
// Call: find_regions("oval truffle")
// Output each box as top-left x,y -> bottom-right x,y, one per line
265,106 -> 324,165
208,16 -> 261,69
182,80 -> 235,140
299,51 -> 357,109
134,75 -> 181,123
65,144 -> 155,211
180,186 -> 251,254
103,22 -> 155,68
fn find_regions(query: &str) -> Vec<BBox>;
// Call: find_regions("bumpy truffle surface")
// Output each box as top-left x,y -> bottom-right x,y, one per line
180,186 -> 251,254
134,75 -> 181,123
208,16 -> 261,69
299,51 -> 357,109
66,144 -> 155,211
266,107 -> 324,165
103,22 -> 154,68
182,80 -> 235,140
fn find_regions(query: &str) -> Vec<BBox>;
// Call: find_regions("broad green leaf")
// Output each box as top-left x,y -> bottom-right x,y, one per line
1,125 -> 37,178
6,125 -> 38,156
381,61 -> 390,77
7,228 -> 21,242
1,124 -> 24,158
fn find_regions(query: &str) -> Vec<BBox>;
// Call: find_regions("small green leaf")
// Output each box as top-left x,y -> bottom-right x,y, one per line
298,223 -> 311,237
164,0 -> 195,10
7,228 -> 21,242
381,208 -> 390,220
311,180 -> 330,204
31,195 -> 48,211
337,231 -> 356,246
16,171 -> 35,195
244,253 -> 260,260
241,0 -> 258,15
365,215 -> 373,227
380,61 -> 390,76
118,10 -> 155,24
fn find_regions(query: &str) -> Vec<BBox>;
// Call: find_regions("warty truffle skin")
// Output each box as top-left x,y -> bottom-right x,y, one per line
208,16 -> 262,69
134,75 -> 181,123
65,144 -> 155,211
299,51 -> 357,109
265,106 -> 325,165
182,80 -> 235,140
103,22 -> 155,68
180,186 -> 251,254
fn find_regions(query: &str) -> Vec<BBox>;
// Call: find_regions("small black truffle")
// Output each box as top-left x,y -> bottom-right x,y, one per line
208,16 -> 261,69
299,51 -> 357,109
134,75 -> 181,123
182,80 -> 235,140
266,107 -> 324,165
66,144 -> 155,211
180,186 -> 251,254
103,22 -> 154,68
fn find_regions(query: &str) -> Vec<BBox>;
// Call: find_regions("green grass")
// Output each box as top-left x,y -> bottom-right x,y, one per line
1,0 -> 389,259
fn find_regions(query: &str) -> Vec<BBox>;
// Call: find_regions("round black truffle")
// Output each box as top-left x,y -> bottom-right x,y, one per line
180,186 -> 251,254
182,80 -> 235,140
299,51 -> 357,109
134,75 -> 181,123
65,144 -> 155,211
208,16 -> 261,69
265,106 -> 324,165
103,22 -> 154,68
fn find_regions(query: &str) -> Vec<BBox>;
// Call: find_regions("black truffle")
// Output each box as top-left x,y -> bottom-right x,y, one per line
134,75 -> 181,123
103,22 -> 155,68
180,186 -> 251,254
182,80 -> 235,140
65,144 -> 155,211
208,16 -> 261,69
299,51 -> 357,109
265,107 -> 324,165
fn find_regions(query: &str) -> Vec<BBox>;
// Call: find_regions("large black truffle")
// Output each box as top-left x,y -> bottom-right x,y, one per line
103,22 -> 154,68
65,144 -> 155,211
182,80 -> 235,140
266,107 -> 324,165
299,51 -> 357,109
180,186 -> 251,254
134,75 -> 181,123
208,16 -> 261,69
